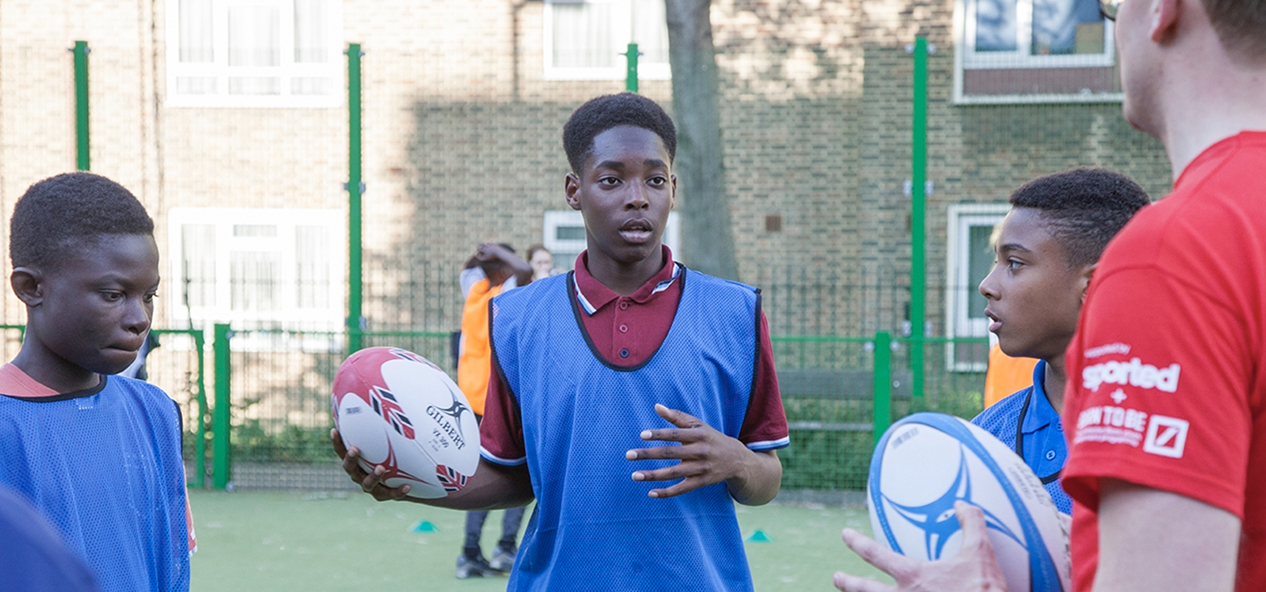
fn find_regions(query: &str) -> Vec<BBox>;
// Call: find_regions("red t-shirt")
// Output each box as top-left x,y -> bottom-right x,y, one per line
480,246 -> 790,463
1062,132 -> 1266,591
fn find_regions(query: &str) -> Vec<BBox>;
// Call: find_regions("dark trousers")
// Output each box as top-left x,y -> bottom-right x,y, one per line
463,507 -> 526,557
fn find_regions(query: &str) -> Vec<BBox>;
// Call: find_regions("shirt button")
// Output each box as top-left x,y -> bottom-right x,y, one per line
619,349 -> 630,358
1045,450 -> 1056,461
619,301 -> 629,310
619,324 -> 628,333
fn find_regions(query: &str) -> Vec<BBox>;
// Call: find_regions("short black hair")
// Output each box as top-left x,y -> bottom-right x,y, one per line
1009,168 -> 1150,268
10,172 -> 154,270
562,93 -> 677,174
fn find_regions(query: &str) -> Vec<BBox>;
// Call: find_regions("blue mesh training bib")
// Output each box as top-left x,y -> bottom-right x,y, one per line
491,268 -> 760,592
0,376 -> 190,592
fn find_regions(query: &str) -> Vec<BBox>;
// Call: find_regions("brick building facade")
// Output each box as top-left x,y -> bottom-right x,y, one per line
0,0 -> 1171,344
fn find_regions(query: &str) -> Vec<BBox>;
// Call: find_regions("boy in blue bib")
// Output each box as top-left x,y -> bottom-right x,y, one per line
336,93 -> 790,591
0,172 -> 191,592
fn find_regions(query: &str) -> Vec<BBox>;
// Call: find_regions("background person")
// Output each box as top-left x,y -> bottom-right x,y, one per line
525,243 -> 559,281
117,330 -> 160,380
455,241 -> 531,578
983,343 -> 1037,409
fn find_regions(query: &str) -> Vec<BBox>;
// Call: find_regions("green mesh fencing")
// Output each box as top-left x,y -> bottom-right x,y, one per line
209,265 -> 992,492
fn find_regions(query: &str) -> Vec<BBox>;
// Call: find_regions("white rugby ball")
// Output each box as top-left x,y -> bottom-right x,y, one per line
867,412 -> 1070,592
332,347 -> 480,499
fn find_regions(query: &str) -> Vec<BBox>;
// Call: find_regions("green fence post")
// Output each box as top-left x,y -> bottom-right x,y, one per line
73,41 -> 90,171
212,324 -> 232,490
872,331 -> 892,447
910,36 -> 928,402
346,44 -> 365,354
624,42 -> 639,92
193,331 -> 208,489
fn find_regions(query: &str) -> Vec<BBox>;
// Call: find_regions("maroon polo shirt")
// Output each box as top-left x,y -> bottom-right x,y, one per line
480,246 -> 789,463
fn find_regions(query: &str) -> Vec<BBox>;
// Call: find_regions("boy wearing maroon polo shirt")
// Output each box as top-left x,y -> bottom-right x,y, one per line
335,93 -> 788,591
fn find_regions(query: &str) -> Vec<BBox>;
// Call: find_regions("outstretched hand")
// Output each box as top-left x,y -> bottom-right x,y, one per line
833,501 -> 1009,592
330,428 -> 412,502
624,403 -> 762,499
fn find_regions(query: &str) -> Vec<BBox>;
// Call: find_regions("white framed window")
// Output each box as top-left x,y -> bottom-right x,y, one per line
166,0 -> 343,108
945,203 -> 1010,371
167,208 -> 345,350
964,0 -> 1113,68
543,210 -> 680,271
954,0 -> 1124,103
544,0 -> 671,81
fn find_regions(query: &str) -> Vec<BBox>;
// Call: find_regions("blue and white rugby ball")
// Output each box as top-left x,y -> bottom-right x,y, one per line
867,412 -> 1070,592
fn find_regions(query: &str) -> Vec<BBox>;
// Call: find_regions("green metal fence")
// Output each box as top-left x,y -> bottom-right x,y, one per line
188,325 -> 986,492
0,316 -> 986,494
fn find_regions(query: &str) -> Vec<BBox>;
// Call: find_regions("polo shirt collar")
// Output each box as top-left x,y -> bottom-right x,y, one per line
1021,359 -> 1058,434
573,245 -> 681,316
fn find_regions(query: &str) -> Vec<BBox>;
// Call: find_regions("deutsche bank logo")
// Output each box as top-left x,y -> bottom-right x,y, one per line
1143,415 -> 1189,458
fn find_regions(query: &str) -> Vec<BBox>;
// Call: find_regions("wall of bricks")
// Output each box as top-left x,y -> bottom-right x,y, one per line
0,0 -> 1172,340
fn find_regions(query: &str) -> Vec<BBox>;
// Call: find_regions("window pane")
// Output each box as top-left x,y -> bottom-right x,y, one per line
631,0 -> 669,64
181,224 -> 217,311
291,77 -> 331,95
176,76 -> 217,94
295,226 -> 331,309
553,250 -> 581,272
231,251 -> 280,314
975,0 -> 1017,52
1033,0 -> 1105,54
555,225 -> 586,241
178,0 -> 214,62
228,5 -> 280,67
234,224 -> 278,237
229,77 -> 281,95
966,224 -> 995,323
294,0 -> 329,63
552,2 -> 614,68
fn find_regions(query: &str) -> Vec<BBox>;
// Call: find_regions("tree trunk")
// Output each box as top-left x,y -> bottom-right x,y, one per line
664,0 -> 738,280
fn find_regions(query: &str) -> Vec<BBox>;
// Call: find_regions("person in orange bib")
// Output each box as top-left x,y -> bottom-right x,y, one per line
983,342 -> 1038,409
455,242 -> 531,578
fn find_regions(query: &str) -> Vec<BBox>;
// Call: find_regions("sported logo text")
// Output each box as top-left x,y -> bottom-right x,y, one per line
1082,357 -> 1181,393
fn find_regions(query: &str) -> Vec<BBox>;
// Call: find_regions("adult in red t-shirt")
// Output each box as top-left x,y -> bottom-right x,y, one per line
1061,131 -> 1266,591
831,1 -> 1266,591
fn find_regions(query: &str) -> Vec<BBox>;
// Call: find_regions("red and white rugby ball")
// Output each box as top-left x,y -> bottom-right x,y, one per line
868,412 -> 1070,592
332,347 -> 480,499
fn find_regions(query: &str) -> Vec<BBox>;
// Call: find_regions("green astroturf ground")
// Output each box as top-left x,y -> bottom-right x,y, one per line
187,489 -> 892,591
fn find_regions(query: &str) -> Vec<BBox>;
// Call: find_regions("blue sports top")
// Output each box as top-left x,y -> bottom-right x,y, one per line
971,360 -> 1072,513
488,269 -> 761,592
0,376 -> 190,592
